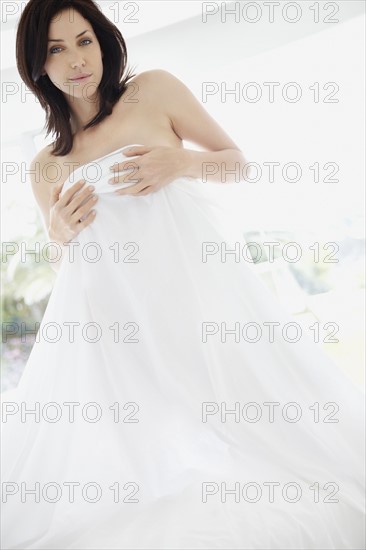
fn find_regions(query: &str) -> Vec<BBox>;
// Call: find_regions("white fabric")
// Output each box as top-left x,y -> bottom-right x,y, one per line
1,144 -> 365,549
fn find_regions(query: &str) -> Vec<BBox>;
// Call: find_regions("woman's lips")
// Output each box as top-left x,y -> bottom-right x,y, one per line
70,74 -> 92,82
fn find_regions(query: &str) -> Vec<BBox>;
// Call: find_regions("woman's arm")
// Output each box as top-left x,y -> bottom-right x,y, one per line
29,148 -> 65,273
143,69 -> 248,183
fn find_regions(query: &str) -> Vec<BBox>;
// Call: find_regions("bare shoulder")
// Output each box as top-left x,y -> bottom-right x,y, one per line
131,68 -> 175,82
30,143 -> 55,174
125,69 -> 191,126
31,143 -> 64,185
131,69 -> 183,91
127,69 -> 186,99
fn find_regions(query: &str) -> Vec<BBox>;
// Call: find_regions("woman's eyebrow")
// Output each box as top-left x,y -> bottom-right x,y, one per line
48,30 -> 89,43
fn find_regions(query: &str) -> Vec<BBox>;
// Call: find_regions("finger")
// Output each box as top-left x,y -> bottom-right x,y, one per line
56,179 -> 87,207
109,148 -> 146,172
114,184 -> 139,195
76,208 -> 97,229
136,188 -> 151,196
70,193 -> 98,222
123,145 -> 152,156
110,159 -> 139,175
109,168 -> 140,185
49,182 -> 65,207
114,183 -> 147,196
65,184 -> 95,215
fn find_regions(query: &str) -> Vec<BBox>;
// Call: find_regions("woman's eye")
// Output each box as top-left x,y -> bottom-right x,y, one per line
49,39 -> 92,55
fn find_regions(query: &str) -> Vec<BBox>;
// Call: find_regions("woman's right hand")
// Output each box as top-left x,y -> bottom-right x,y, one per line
48,179 -> 98,245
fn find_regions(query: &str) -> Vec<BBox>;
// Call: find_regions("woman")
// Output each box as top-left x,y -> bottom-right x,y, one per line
17,0 -> 246,260
1,0 -> 364,548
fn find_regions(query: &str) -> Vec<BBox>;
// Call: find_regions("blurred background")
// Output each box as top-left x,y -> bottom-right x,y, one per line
1,1 -> 365,391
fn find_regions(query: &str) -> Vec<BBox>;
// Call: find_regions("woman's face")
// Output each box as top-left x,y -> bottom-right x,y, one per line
43,8 -> 104,102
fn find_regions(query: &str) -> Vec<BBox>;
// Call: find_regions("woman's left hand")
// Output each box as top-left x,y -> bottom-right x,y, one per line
108,145 -> 188,196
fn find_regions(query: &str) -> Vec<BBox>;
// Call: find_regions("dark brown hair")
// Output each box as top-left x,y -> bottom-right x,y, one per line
16,0 -> 136,156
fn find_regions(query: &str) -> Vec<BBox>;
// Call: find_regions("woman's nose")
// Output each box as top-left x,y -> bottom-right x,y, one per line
71,57 -> 86,69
